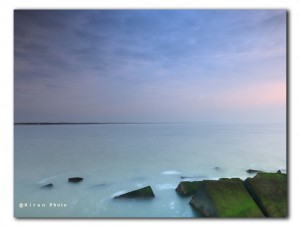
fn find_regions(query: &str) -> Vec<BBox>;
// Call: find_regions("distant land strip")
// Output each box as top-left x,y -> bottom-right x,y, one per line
13,122 -> 186,125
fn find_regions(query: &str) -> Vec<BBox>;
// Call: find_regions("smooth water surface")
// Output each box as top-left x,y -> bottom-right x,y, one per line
14,123 -> 286,217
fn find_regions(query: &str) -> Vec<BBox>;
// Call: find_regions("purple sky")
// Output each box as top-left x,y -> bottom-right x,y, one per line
14,10 -> 286,123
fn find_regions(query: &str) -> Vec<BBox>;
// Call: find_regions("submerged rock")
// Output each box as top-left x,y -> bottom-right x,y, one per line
90,183 -> 108,189
41,183 -> 53,189
247,169 -> 264,174
189,178 -> 264,217
244,172 -> 287,217
68,177 -> 83,183
114,186 -> 155,199
176,181 -> 202,196
180,175 -> 205,180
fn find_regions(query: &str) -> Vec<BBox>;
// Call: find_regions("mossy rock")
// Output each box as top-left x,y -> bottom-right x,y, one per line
176,181 -> 202,196
114,186 -> 155,199
244,172 -> 287,217
190,178 -> 264,217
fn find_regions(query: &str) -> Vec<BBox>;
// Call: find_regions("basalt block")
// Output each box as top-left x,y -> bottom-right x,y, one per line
68,177 -> 83,183
176,181 -> 202,196
247,169 -> 264,174
244,172 -> 287,217
189,178 -> 264,217
114,186 -> 155,199
41,183 -> 53,189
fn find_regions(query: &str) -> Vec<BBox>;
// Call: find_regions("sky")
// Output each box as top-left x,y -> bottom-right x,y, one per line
14,10 -> 286,123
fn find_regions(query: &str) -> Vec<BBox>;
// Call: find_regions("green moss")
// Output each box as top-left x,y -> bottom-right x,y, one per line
205,179 -> 264,217
176,181 -> 202,196
244,172 -> 287,217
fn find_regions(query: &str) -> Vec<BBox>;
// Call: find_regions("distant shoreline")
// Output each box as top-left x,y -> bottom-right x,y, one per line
14,122 -> 284,126
13,122 -> 181,125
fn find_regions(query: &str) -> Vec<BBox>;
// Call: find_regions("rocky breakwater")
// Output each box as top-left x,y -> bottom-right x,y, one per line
244,172 -> 287,217
189,178 -> 264,217
176,181 -> 202,196
176,172 -> 287,218
114,186 -> 155,199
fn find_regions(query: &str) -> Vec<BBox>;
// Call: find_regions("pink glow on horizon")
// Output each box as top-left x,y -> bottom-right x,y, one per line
217,80 -> 286,109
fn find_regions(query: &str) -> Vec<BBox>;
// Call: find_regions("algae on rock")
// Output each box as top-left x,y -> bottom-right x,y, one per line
190,178 -> 264,217
244,172 -> 287,217
176,181 -> 202,196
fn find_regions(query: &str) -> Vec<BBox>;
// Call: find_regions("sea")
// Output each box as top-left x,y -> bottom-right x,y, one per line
14,123 -> 286,218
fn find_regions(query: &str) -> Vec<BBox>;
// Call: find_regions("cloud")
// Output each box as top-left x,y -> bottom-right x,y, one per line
14,10 -> 287,123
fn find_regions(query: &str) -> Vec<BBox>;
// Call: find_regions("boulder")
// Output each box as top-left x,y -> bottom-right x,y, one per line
180,175 -> 205,180
175,181 -> 202,196
68,177 -> 83,183
189,178 -> 264,217
114,186 -> 155,199
247,169 -> 264,174
41,183 -> 53,189
244,172 -> 287,217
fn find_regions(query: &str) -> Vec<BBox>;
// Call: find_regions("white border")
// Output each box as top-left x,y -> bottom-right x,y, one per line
1,0 -> 299,226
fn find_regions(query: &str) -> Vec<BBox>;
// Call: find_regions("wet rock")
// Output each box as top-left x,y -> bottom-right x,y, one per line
68,177 -> 83,183
189,178 -> 264,217
180,175 -> 205,180
41,183 -> 53,189
244,172 -> 287,217
247,169 -> 264,174
114,186 -> 155,199
176,181 -> 202,196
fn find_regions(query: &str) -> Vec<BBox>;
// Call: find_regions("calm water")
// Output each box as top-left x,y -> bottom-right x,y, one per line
14,123 -> 286,218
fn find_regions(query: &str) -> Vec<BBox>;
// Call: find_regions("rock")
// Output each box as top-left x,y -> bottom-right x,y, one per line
189,178 -> 264,217
214,167 -> 221,171
114,186 -> 155,199
176,181 -> 202,196
244,172 -> 287,217
180,175 -> 205,180
41,183 -> 53,189
247,169 -> 264,174
68,177 -> 83,183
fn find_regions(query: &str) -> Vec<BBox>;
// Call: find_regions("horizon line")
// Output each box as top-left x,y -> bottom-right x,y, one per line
14,122 -> 199,125
13,121 -> 284,126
